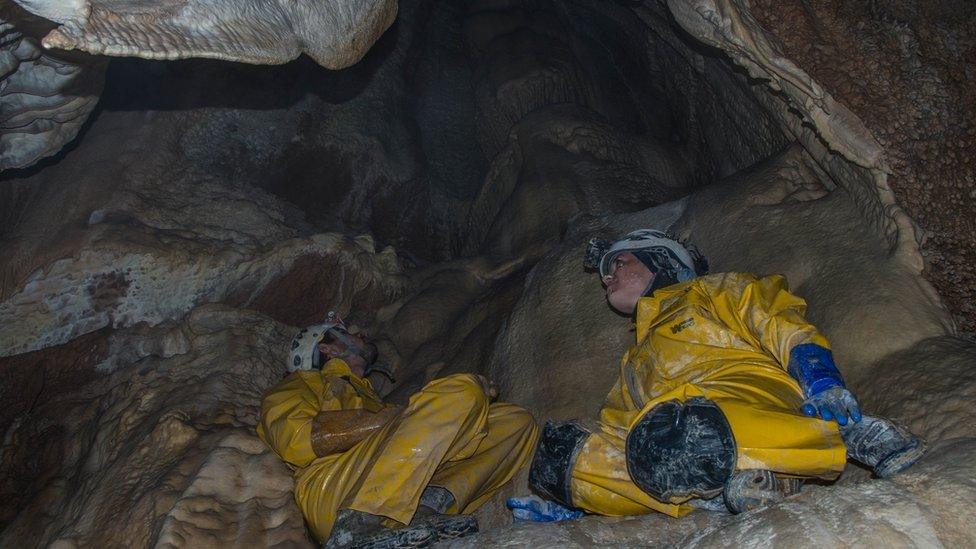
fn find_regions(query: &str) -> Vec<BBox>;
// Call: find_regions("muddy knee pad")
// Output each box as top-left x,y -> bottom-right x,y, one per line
626,397 -> 736,501
528,420 -> 589,508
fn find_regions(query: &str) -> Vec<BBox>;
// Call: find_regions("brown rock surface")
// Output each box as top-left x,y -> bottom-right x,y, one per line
0,305 -> 313,547
0,328 -> 109,526
744,0 -> 976,332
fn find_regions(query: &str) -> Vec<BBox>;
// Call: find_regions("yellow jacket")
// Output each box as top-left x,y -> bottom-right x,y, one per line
257,365 -> 539,541
257,359 -> 387,469
602,272 -> 830,427
597,272 -> 844,481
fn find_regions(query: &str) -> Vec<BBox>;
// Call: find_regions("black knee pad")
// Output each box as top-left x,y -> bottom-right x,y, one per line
528,420 -> 589,508
626,397 -> 736,502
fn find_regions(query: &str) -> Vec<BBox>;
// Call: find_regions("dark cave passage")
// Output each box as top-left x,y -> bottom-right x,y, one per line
80,0 -> 789,265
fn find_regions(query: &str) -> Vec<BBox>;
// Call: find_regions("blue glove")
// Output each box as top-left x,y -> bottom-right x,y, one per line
788,343 -> 862,426
506,495 -> 584,522
801,385 -> 862,426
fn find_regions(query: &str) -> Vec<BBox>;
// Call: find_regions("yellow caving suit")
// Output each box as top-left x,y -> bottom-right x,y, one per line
569,272 -> 847,516
257,360 -> 539,542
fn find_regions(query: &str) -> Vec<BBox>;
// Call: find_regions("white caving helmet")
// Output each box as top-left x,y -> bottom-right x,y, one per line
288,310 -> 347,372
585,229 -> 707,292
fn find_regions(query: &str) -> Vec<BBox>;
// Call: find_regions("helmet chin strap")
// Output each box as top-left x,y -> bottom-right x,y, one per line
641,274 -> 658,298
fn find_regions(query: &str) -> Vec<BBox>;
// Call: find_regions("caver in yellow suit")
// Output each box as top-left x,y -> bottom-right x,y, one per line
258,359 -> 538,542
529,272 -> 847,517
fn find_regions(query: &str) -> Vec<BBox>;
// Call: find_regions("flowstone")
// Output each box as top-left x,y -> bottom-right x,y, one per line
0,305 -> 314,547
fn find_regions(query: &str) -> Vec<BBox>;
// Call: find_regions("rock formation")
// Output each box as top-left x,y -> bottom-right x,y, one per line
2,0 -> 397,169
1,3 -> 106,170
1,0 -> 974,546
11,0 -> 397,69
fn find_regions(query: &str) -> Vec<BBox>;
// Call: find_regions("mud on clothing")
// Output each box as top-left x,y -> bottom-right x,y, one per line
532,272 -> 846,516
257,360 -> 539,542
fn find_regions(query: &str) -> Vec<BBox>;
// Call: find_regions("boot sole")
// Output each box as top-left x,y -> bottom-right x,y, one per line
875,438 -> 927,478
421,515 -> 479,543
337,525 -> 436,549
724,470 -> 802,514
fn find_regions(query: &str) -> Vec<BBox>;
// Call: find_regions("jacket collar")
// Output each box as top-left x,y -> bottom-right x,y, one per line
633,280 -> 694,342
322,358 -> 359,378
321,358 -> 383,406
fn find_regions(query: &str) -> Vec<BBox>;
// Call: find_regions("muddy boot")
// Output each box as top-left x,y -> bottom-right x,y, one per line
687,495 -> 729,512
412,487 -> 479,543
723,469 -> 803,514
324,509 -> 435,549
841,415 -> 926,478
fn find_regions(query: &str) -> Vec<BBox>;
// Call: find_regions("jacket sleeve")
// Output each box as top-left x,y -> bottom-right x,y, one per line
706,273 -> 831,371
257,371 -> 345,468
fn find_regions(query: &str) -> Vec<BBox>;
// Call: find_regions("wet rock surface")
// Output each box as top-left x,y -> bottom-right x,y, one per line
0,3 -> 107,170
744,0 -> 976,332
453,446 -> 976,547
0,305 -> 314,547
2,0 -> 975,546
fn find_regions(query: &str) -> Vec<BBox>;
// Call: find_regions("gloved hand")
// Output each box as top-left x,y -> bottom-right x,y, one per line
506,495 -> 583,522
801,386 -> 862,426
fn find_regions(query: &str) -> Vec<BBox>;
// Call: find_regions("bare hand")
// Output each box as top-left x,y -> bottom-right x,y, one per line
474,374 -> 499,400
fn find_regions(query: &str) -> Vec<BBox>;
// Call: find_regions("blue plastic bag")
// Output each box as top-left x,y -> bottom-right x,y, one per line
506,495 -> 584,522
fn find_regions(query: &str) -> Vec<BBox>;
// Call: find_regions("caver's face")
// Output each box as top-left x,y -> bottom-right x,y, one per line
317,328 -> 378,377
602,252 -> 654,314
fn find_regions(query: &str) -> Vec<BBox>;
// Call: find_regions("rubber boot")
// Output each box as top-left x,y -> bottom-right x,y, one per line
687,495 -> 729,512
412,487 -> 479,543
841,415 -> 926,478
723,469 -> 803,514
324,509 -> 435,549
410,509 -> 478,543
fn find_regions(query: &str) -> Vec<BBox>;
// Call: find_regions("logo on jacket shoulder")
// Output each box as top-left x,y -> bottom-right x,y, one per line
670,318 -> 695,334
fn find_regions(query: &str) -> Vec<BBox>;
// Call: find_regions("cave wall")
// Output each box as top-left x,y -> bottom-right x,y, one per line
1,0 -> 975,546
744,0 -> 976,332
0,0 -> 794,356
0,2 -> 106,171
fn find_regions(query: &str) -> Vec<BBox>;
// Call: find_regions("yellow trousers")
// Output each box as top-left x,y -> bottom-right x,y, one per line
570,366 -> 847,517
294,374 -> 538,542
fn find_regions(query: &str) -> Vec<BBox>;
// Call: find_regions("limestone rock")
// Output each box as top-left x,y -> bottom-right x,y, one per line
0,184 -> 405,356
2,0 -> 397,172
3,0 -> 975,545
0,305 -> 313,547
0,94 -> 406,357
0,3 -> 106,170
12,0 -> 397,70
